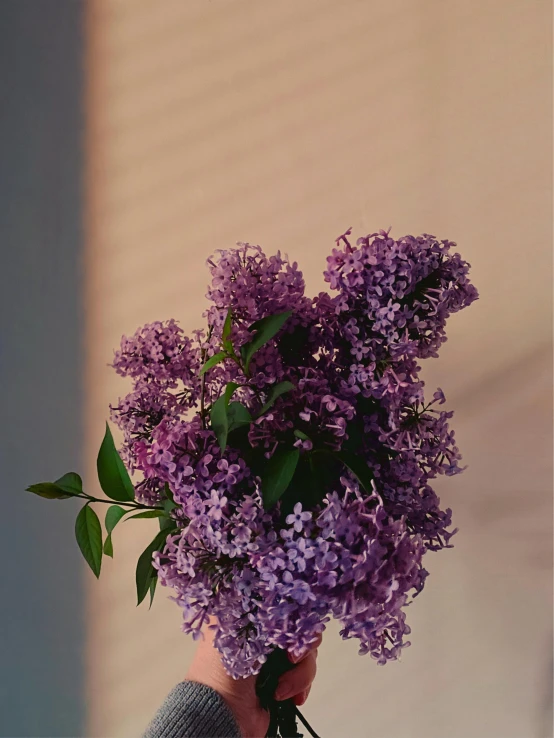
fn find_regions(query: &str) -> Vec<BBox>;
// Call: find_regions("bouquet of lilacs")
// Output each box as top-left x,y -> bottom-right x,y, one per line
27,228 -> 477,738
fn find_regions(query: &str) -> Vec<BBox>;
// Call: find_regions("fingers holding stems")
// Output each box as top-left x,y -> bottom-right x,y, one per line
274,636 -> 321,703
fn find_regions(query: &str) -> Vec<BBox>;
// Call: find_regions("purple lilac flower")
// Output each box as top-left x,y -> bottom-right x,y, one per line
110,230 -> 477,678
286,503 -> 312,533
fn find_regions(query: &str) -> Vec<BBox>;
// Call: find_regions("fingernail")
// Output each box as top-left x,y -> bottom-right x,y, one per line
275,682 -> 292,701
288,648 -> 306,664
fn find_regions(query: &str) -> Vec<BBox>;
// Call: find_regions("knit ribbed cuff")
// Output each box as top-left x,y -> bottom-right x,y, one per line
142,680 -> 242,738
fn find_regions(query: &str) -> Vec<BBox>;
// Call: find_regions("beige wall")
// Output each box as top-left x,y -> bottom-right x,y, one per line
83,1 -> 553,736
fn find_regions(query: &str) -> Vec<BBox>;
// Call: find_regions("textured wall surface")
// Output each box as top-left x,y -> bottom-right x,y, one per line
84,2 -> 552,736
0,2 -> 85,736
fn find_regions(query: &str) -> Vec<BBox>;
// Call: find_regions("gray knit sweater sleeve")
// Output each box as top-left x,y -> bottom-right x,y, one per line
143,681 -> 242,738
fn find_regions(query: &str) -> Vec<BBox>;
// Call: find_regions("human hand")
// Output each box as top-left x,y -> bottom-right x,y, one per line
186,626 -> 321,738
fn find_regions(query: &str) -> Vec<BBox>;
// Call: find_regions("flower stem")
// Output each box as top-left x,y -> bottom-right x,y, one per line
256,648 -> 321,737
74,494 -> 163,511
199,326 -> 215,429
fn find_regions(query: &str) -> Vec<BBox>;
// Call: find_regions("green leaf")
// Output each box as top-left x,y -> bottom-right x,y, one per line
261,447 -> 300,510
248,310 -> 292,337
136,529 -> 169,606
97,422 -> 135,502
159,515 -> 176,531
223,382 -> 239,404
103,534 -> 114,557
148,577 -> 157,609
75,504 -> 103,578
222,308 -> 234,355
161,485 -> 177,522
276,452 -> 332,515
240,311 -> 292,372
163,482 -> 175,504
210,398 -> 228,452
160,492 -> 178,529
26,472 -> 83,500
227,401 -> 252,432
103,504 -> 126,557
26,482 -> 74,500
222,308 -> 233,341
259,381 -> 294,416
199,351 -> 227,376
210,382 -> 238,452
53,472 -> 83,495
293,429 -> 310,441
163,498 -> 177,514
105,504 -> 126,534
125,509 -> 166,521
333,450 -> 374,495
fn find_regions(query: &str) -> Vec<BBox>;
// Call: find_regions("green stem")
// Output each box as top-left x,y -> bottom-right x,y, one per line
257,649 -> 304,738
75,494 -> 163,511
200,326 -> 215,429
200,364 -> 207,430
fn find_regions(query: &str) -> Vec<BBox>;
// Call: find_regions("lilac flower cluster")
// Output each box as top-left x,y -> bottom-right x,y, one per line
109,230 -> 477,678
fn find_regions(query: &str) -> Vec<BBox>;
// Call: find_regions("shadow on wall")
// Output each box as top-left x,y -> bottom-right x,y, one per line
0,2 -> 85,736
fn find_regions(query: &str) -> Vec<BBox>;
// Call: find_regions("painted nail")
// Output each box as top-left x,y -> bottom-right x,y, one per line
288,648 -> 307,664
